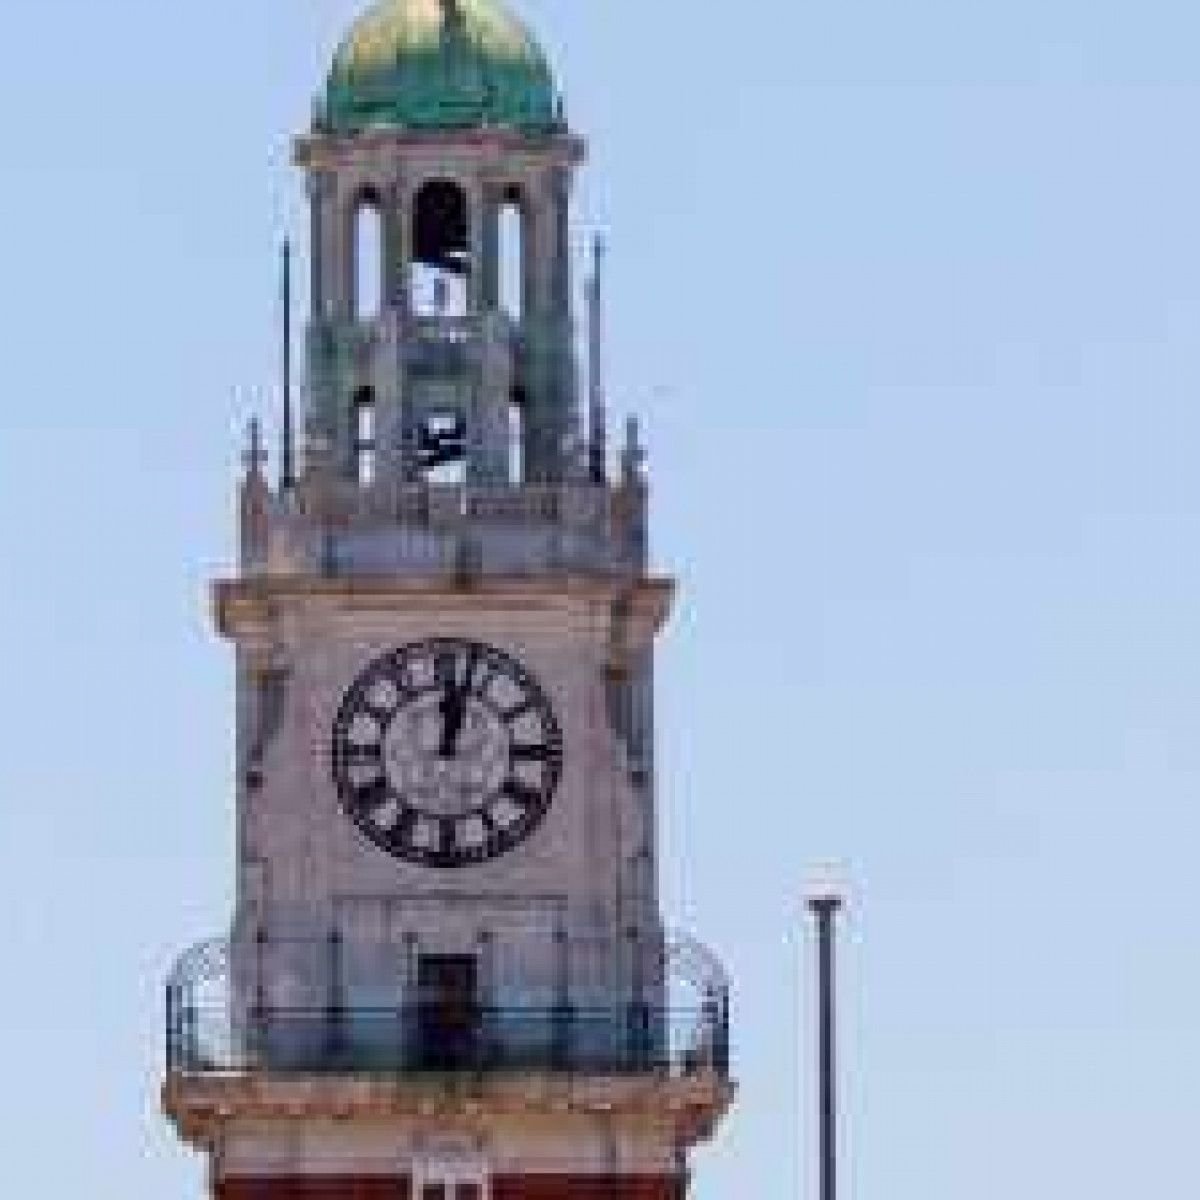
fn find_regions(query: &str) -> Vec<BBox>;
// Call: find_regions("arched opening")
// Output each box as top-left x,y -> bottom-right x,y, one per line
411,180 -> 470,317
508,387 -> 527,485
498,185 -> 525,322
352,387 -> 377,487
352,190 -> 384,321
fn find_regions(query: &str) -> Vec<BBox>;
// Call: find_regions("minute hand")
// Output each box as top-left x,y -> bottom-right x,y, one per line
438,681 -> 468,758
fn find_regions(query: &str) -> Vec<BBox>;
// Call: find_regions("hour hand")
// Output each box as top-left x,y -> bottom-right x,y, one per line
438,681 -> 467,758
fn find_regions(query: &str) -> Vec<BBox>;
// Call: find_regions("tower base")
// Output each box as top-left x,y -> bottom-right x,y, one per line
166,1073 -> 732,1200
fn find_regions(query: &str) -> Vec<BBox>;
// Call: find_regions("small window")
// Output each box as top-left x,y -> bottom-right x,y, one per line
352,387 -> 377,487
420,1184 -> 482,1200
418,1173 -> 485,1200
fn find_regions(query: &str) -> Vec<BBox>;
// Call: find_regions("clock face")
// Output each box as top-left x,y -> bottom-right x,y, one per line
331,639 -> 563,868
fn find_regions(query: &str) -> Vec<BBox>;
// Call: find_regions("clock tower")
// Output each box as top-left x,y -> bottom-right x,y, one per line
163,2 -> 733,1198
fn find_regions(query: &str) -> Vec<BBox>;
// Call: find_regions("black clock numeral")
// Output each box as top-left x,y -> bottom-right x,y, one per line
510,742 -> 551,762
470,661 -> 498,700
501,698 -> 535,723
502,780 -> 542,810
463,643 -> 485,689
351,777 -> 391,812
389,804 -> 420,842
434,649 -> 457,689
343,741 -> 383,760
359,701 -> 392,725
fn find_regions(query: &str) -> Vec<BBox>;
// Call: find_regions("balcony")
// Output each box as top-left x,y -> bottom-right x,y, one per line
164,935 -> 730,1083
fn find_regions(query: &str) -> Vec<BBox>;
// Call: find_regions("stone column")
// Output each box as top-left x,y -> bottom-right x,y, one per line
333,180 -> 356,321
524,174 -> 556,321
480,183 -> 501,312
308,171 -> 337,322
551,166 -> 573,316
466,176 -> 487,315
384,177 -> 409,315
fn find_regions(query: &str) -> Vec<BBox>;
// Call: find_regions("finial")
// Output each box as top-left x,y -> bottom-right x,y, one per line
562,422 -> 588,484
440,0 -> 465,42
621,415 -> 645,486
245,416 -> 268,480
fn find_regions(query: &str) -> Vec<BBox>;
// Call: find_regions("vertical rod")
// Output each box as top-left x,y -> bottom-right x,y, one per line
588,235 -> 608,484
281,238 -> 296,491
809,894 -> 842,1200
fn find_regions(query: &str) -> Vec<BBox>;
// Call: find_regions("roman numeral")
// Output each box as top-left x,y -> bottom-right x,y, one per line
351,778 -> 390,812
501,699 -> 535,723
389,805 -> 420,843
470,662 -> 498,699
357,701 -> 395,726
434,649 -> 457,688
510,742 -> 550,762
502,780 -> 541,809
342,741 -> 383,760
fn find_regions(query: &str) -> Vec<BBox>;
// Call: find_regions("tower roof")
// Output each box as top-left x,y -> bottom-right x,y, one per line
320,0 -> 562,135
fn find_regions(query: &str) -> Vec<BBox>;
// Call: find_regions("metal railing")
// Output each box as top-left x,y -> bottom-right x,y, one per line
166,1000 -> 729,1080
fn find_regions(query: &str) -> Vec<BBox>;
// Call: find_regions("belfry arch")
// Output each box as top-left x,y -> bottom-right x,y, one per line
411,179 -> 471,316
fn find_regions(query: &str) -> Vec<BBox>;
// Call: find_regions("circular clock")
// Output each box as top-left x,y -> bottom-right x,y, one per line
331,638 -> 563,868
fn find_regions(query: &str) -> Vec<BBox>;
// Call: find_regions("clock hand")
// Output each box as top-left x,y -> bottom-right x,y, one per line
438,677 -> 468,758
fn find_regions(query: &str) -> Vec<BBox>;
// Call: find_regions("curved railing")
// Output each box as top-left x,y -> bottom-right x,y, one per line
165,932 -> 730,1081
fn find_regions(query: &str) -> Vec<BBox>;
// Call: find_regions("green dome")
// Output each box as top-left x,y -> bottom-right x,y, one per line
321,0 -> 563,134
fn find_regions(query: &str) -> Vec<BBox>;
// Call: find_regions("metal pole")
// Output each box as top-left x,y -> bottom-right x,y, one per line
587,235 -> 608,484
808,893 -> 842,1200
281,239 -> 296,492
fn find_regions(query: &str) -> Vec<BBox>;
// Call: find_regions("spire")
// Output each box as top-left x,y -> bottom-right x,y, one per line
440,0 -> 466,46
587,235 -> 608,484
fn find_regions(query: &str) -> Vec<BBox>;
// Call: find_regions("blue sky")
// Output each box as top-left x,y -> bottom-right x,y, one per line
1,1 -> 1198,1197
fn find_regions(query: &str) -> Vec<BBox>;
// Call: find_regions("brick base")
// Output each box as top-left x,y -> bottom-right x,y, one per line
217,1182 -> 409,1200
494,1177 -> 684,1200
217,1177 -> 682,1200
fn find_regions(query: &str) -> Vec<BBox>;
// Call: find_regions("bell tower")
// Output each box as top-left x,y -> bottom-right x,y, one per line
163,3 -> 733,1198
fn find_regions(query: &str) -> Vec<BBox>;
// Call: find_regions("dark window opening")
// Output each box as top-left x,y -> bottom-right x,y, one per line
417,954 -> 479,1071
412,180 -> 470,316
